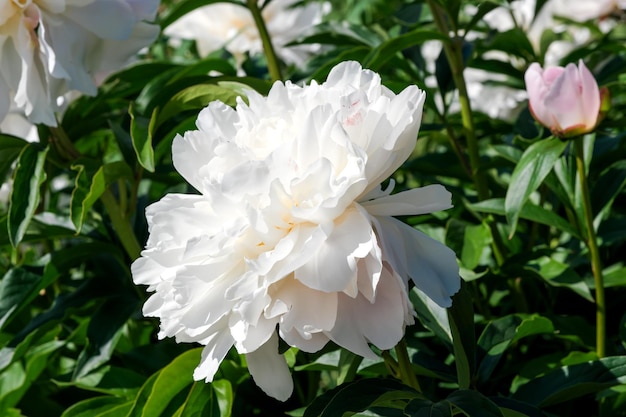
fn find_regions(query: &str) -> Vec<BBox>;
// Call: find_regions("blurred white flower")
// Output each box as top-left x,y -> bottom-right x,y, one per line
0,0 -> 160,127
164,0 -> 326,67
549,0 -> 625,22
422,40 -> 525,120
132,61 -> 459,401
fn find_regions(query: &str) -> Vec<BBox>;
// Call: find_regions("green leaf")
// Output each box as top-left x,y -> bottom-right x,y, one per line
0,268 -> 42,331
337,350 -> 363,386
127,348 -> 202,417
0,134 -> 28,181
405,398 -> 452,417
0,339 -> 64,410
173,382 -> 218,417
56,366 -> 145,398
526,256 -> 593,302
477,315 -> 554,384
295,350 -> 341,372
484,28 -> 536,60
303,378 -> 420,417
364,29 -> 447,71
410,288 -> 453,349
73,294 -> 139,380
132,59 -> 239,118
447,283 -> 475,389
70,160 -> 134,233
446,390 -> 503,417
490,397 -> 545,417
446,219 -> 492,270
591,160 -> 626,217
471,198 -> 582,240
130,104 -> 156,172
61,396 -> 130,417
7,144 -> 49,246
157,83 -> 243,128
464,1 -> 506,33
513,356 -> 626,406
505,137 -> 568,237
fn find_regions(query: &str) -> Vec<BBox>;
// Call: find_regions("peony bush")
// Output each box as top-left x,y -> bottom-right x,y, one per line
0,0 -> 625,416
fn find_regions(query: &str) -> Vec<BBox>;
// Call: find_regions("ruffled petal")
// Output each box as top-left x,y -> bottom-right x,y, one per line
373,216 -> 460,308
294,205 -> 379,295
360,185 -> 452,217
246,332 -> 293,401
193,324 -> 235,382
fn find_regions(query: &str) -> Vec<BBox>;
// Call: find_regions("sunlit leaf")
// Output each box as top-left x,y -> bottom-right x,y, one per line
504,137 -> 568,237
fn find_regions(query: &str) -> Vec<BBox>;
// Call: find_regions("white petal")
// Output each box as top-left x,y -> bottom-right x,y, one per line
0,77 -> 10,123
246,333 -> 293,401
269,276 -> 338,335
361,184 -> 452,217
328,265 -> 411,357
294,205 -> 376,294
373,216 -> 460,307
63,1 -> 137,40
193,325 -> 235,382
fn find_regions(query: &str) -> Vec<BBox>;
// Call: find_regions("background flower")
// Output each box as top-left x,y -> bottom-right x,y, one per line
0,0 -> 160,126
164,0 -> 327,68
525,60 -> 604,136
132,61 -> 460,401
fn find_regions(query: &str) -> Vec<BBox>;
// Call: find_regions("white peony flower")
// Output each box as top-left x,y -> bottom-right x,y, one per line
132,61 -> 460,401
164,0 -> 326,68
0,0 -> 160,126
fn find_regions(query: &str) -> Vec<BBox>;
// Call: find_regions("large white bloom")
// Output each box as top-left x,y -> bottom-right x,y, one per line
132,61 -> 460,401
164,0 -> 326,67
0,0 -> 160,126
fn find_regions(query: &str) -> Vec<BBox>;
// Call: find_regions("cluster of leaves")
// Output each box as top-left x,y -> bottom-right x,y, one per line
0,0 -> 625,416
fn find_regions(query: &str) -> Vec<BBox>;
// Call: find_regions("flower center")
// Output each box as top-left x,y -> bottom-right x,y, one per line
12,0 -> 32,8
0,0 -> 40,45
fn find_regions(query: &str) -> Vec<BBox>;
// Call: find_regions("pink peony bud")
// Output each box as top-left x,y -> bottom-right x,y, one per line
524,60 -> 607,138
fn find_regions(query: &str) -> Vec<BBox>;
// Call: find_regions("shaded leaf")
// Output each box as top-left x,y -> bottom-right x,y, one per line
477,315 -> 554,384
129,104 -> 156,172
70,160 -> 134,233
446,389 -> 503,417
61,396 -> 130,417
73,294 -> 139,380
0,134 -> 28,181
471,198 -> 581,240
447,283 -> 475,389
504,137 -> 567,237
526,256 -> 593,302
0,268 -> 42,331
364,29 -> 447,71
513,357 -> 626,406
8,144 -> 48,246
303,378 -> 420,417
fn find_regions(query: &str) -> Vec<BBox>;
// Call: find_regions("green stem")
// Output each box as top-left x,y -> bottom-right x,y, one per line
101,189 -> 142,260
381,350 -> 400,376
574,137 -> 605,358
427,0 -> 508,269
427,0 -> 489,201
395,339 -> 421,392
246,0 -> 283,82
